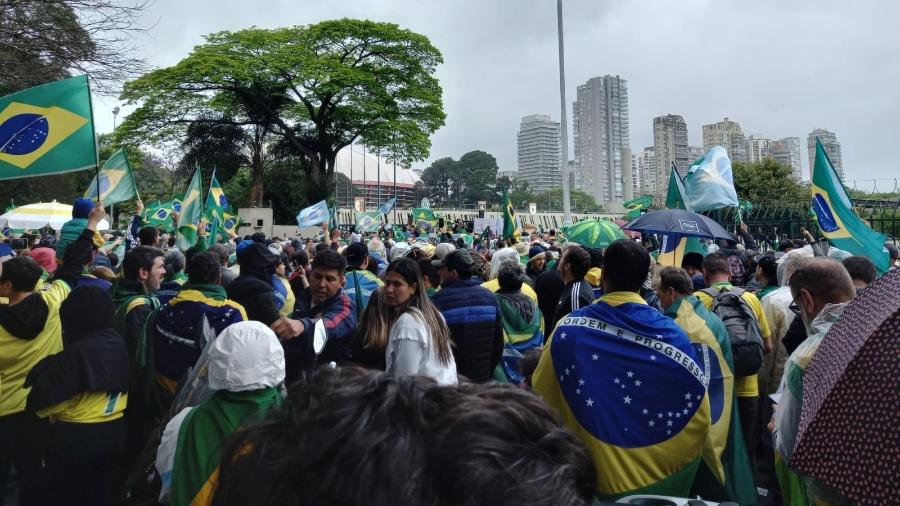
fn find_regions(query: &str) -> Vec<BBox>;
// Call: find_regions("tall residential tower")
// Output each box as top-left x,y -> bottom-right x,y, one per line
517,114 -> 561,193
573,75 -> 630,210
808,128 -> 843,180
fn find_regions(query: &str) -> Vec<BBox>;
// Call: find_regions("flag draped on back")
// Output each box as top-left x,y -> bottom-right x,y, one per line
683,146 -> 739,212
502,190 -> 519,242
176,167 -> 203,250
666,296 -> 757,505
296,200 -> 330,228
811,138 -> 890,274
84,147 -> 137,206
533,296 -> 711,500
0,75 -> 96,179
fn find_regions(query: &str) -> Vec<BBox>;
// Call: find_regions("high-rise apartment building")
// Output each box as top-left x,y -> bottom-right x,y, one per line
771,137 -> 803,182
639,147 -> 656,196
807,128 -> 843,180
686,146 -> 705,164
573,75 -> 631,209
746,134 -> 772,163
517,114 -> 561,193
631,154 -> 641,198
702,117 -> 748,162
652,114 -> 689,203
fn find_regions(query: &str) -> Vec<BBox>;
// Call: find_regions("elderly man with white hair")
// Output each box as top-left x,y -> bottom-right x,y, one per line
480,247 -> 539,303
155,321 -> 286,505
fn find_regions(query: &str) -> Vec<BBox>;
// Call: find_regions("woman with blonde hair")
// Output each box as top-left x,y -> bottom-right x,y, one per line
381,258 -> 457,385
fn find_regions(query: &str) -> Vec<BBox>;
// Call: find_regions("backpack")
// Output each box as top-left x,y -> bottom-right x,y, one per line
725,253 -> 746,286
702,287 -> 764,376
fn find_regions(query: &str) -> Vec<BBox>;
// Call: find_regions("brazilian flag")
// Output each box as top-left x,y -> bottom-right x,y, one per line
221,211 -> 239,238
355,210 -> 381,233
811,138 -> 890,274
204,169 -> 229,216
624,195 -> 653,219
84,147 -> 138,206
0,75 -> 96,179
176,167 -> 203,250
665,296 -> 756,505
502,190 -> 519,243
533,295 -> 711,500
143,200 -> 175,231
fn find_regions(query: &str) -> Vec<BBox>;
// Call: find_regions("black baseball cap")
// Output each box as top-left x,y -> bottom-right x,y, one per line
345,242 -> 369,268
432,249 -> 474,271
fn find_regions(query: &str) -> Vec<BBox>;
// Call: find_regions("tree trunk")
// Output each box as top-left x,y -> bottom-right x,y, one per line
249,149 -> 265,207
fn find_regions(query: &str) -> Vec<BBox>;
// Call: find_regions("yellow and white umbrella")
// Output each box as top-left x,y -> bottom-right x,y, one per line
0,201 -> 109,231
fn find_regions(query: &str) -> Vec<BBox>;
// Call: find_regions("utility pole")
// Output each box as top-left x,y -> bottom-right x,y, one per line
557,0 -> 572,223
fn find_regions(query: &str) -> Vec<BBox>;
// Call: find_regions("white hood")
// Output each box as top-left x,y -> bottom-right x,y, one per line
208,321 -> 286,392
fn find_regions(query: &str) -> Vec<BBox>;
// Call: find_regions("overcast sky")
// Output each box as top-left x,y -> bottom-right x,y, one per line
93,0 -> 900,190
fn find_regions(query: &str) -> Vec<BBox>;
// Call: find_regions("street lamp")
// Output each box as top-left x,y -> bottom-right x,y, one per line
112,106 -> 120,131
557,0 -> 572,224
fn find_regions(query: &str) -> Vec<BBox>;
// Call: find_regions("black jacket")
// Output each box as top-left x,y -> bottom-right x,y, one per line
226,243 -> 280,325
535,268 -> 565,334
555,279 -> 594,329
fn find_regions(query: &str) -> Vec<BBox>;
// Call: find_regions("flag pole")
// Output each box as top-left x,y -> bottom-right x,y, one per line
85,75 -> 102,208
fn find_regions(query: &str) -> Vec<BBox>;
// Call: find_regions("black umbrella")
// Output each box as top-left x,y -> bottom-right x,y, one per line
623,208 -> 733,240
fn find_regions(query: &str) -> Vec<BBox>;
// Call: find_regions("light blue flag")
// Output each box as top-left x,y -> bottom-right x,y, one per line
377,197 -> 397,217
683,146 -> 739,212
296,200 -> 330,227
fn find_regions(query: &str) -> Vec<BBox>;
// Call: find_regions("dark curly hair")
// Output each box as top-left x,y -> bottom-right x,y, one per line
212,367 -> 595,506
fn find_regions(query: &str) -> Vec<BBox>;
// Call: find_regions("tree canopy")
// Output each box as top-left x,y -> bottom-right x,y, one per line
118,19 -> 446,206
733,159 -> 808,208
419,151 -> 500,208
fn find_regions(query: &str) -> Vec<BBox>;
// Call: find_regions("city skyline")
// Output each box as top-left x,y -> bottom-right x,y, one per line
89,1 -> 898,189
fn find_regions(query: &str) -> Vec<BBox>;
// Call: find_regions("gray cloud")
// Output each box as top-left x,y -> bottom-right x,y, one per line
94,0 -> 900,190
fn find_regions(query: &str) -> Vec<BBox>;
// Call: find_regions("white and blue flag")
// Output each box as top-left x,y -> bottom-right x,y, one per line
683,146 -> 738,212
296,200 -> 330,227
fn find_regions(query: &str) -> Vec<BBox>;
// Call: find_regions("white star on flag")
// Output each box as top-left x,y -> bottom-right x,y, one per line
685,393 -> 692,400
626,371 -> 634,378
560,332 -> 567,340
586,398 -> 594,407
592,354 -> 599,360
623,395 -> 632,404
578,379 -> 585,386
667,430 -> 672,435
667,420 -> 673,426
634,380 -> 642,387
650,355 -> 656,361
576,388 -> 581,394
648,420 -> 655,427
614,378 -> 620,384
642,408 -> 648,415
687,401 -> 693,408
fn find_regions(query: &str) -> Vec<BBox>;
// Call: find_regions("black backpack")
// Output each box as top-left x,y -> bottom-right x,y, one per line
702,287 -> 764,376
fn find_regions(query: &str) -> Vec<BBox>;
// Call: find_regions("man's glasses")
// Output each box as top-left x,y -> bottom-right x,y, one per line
789,300 -> 801,316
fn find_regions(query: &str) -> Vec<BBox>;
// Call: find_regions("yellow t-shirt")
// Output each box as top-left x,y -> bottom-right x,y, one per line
36,391 -> 128,423
0,279 -> 70,416
695,282 -> 771,397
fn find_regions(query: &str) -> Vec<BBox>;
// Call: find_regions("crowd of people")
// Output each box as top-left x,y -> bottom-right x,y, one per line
0,198 -> 898,506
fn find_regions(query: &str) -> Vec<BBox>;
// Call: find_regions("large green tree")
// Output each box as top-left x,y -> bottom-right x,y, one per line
0,0 -> 148,95
732,159 -> 808,208
118,19 -> 445,206
419,157 -> 456,207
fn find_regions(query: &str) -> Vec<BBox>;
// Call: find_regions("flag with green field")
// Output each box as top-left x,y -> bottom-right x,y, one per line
0,75 -> 96,179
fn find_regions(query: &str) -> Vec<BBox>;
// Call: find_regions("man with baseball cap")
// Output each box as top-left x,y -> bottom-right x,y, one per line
430,250 -> 503,382
343,242 -> 383,319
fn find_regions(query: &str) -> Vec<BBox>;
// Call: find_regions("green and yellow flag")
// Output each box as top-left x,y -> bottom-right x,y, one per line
661,164 -> 705,266
176,167 -> 203,250
811,138 -> 890,274
143,200 -> 175,231
624,195 -> 653,219
221,211 -> 239,238
84,147 -> 138,206
355,210 -> 381,233
204,169 -> 229,218
0,75 -> 96,179
502,190 -> 519,242
411,207 -> 437,228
